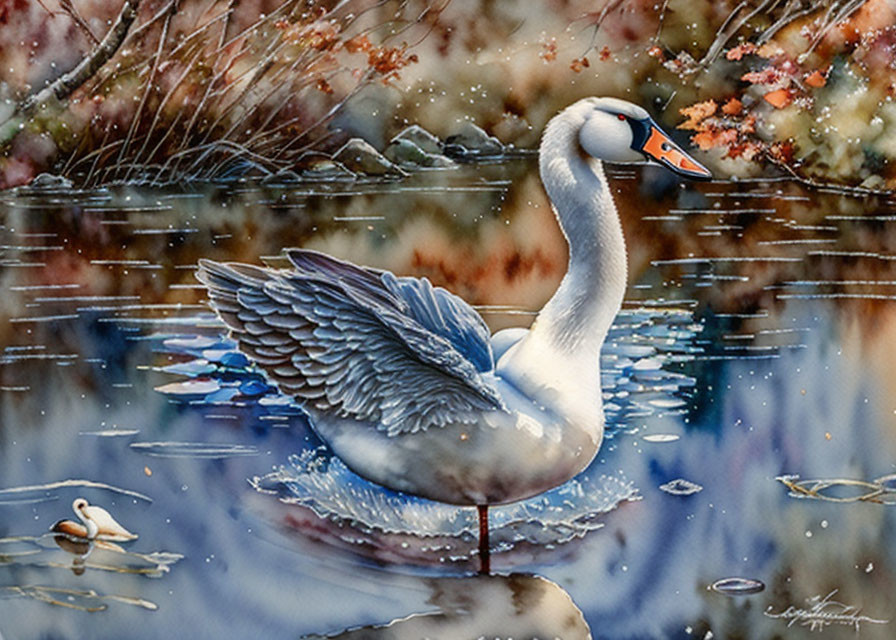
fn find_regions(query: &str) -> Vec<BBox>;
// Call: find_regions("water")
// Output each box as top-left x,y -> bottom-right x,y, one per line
1,161 -> 896,638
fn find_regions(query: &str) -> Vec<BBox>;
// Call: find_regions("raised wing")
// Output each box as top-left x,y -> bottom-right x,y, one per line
196,250 -> 504,435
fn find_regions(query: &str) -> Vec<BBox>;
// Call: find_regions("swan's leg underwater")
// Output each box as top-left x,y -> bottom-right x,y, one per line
477,504 -> 490,574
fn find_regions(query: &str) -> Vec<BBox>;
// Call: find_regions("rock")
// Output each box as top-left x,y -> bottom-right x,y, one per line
384,139 -> 455,169
295,151 -> 355,180
261,168 -> 302,184
28,173 -> 74,189
443,122 -> 505,158
333,138 -> 406,176
391,124 -> 442,155
301,160 -> 354,181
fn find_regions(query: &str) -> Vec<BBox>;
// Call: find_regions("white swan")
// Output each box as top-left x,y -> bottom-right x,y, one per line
197,97 -> 709,571
50,497 -> 138,542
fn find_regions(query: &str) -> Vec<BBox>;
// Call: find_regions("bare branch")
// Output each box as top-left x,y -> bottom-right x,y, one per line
13,0 -> 140,119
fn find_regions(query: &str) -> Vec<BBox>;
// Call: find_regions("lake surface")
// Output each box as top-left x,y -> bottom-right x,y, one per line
1,160 -> 896,639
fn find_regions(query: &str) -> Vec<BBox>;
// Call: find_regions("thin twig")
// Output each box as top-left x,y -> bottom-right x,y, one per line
119,0 -> 179,182
798,0 -> 865,61
697,0 -> 781,70
60,0 -> 100,45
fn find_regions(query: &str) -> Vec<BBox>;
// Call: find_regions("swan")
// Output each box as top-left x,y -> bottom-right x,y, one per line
196,97 -> 710,572
50,497 -> 138,542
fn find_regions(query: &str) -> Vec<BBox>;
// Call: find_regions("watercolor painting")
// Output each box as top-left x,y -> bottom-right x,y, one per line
2,1 -> 896,638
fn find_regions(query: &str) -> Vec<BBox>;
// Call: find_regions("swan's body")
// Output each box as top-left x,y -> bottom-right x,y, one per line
50,498 -> 138,542
197,97 -> 709,568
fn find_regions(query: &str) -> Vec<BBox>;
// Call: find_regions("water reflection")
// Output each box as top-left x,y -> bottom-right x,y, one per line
301,573 -> 591,639
1,165 -> 896,638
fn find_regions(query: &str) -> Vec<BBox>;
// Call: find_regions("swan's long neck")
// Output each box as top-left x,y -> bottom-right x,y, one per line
532,112 -> 627,355
75,506 -> 99,539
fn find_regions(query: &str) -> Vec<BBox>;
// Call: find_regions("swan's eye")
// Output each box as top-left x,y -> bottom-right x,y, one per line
617,114 -> 626,121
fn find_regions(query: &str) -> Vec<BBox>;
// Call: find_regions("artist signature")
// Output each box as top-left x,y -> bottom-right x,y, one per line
764,590 -> 888,632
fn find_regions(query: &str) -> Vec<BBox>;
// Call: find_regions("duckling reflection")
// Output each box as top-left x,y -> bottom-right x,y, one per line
302,573 -> 591,640
50,534 -> 92,576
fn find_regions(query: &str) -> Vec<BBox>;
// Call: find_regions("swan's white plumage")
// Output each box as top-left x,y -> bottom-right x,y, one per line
197,97 -> 709,508
72,498 -> 138,541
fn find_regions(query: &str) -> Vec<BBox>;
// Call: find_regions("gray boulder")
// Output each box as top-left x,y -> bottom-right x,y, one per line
295,152 -> 355,180
391,124 -> 443,155
28,173 -> 74,189
444,122 -> 505,158
333,138 -> 406,176
384,139 -> 455,169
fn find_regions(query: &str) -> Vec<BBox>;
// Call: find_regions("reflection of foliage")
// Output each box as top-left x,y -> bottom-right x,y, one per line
0,0 -> 426,187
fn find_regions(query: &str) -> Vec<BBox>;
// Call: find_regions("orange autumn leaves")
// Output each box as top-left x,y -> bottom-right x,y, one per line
275,18 -> 418,89
679,97 -> 795,165
676,43 -> 829,166
679,99 -> 764,162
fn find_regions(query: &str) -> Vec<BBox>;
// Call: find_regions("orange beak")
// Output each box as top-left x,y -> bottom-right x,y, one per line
636,121 -> 712,180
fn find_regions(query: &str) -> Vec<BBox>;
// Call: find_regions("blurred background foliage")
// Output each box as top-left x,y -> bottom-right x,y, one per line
0,0 -> 894,189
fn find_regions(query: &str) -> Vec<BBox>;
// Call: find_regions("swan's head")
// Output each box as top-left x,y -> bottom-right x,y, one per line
72,497 -> 99,539
72,498 -> 88,515
575,97 -> 711,180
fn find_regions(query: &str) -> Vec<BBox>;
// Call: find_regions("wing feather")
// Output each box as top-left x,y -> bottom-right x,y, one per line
196,250 -> 504,435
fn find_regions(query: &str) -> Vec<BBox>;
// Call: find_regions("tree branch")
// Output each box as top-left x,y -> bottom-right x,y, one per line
0,0 -> 140,145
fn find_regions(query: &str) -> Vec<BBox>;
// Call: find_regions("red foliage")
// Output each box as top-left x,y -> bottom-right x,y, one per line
721,97 -> 742,115
0,0 -> 28,25
569,56 -> 590,72
679,96 -> 771,162
726,43 -> 757,61
367,44 -> 418,83
679,100 -> 717,130
540,37 -> 558,62
344,34 -> 372,54
741,67 -> 785,85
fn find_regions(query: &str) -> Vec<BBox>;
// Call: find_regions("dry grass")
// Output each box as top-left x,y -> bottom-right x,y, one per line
22,0 -> 434,186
